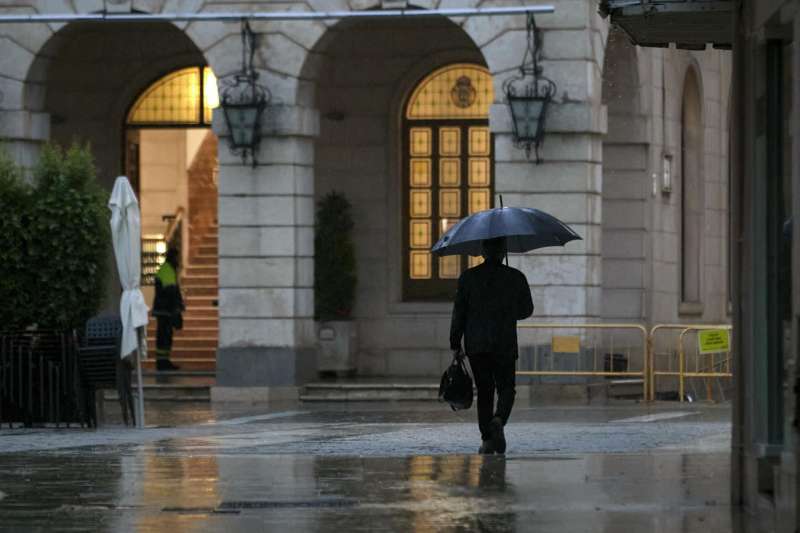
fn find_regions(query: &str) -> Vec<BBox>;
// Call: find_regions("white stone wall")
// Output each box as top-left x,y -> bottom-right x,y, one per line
0,0 -> 731,383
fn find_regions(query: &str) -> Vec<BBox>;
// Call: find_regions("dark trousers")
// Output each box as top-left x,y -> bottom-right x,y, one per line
155,316 -> 173,360
468,354 -> 516,441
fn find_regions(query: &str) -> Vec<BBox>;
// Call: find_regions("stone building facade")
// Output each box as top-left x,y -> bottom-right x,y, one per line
0,0 -> 730,397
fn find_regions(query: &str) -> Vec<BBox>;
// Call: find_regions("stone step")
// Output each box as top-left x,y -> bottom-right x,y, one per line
147,337 -> 217,350
142,359 -> 216,371
147,326 -> 218,339
300,383 -> 440,402
196,244 -> 218,255
607,378 -> 645,399
185,296 -> 218,307
183,307 -> 219,318
150,347 -> 217,359
104,383 -> 211,402
192,255 -> 217,265
186,266 -> 218,277
184,285 -> 218,297
182,275 -> 218,287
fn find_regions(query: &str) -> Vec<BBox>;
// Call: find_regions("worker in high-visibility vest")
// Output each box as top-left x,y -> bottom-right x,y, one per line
152,247 -> 184,371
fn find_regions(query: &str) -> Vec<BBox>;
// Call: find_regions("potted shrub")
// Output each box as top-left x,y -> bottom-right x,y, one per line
314,191 -> 357,376
0,143 -> 109,332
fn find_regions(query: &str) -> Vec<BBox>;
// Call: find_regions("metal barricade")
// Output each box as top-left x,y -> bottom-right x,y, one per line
516,323 -> 649,400
648,324 -> 733,402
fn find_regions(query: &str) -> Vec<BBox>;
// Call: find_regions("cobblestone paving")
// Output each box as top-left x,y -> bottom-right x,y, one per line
0,402 -> 747,532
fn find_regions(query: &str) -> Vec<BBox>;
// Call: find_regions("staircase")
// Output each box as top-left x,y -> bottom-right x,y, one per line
145,224 -> 219,372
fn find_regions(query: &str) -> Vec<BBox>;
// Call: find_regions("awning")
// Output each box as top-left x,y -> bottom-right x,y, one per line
599,0 -> 733,50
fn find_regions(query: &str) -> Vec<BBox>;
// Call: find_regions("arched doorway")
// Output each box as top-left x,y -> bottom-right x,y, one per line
125,66 -> 220,372
23,21 -> 218,372
402,63 -> 494,301
306,17 -> 490,376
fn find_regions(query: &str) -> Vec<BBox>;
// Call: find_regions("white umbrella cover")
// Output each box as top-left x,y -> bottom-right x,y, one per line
109,176 -> 150,359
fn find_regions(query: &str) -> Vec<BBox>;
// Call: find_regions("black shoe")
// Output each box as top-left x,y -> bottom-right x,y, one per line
490,417 -> 506,454
156,359 -> 180,372
479,440 -> 495,454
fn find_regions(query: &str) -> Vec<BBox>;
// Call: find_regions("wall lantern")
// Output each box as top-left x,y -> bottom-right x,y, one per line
503,14 -> 557,163
219,20 -> 271,167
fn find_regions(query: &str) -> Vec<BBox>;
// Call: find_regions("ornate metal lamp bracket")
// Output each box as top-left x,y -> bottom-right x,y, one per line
218,19 -> 271,167
502,13 -> 557,163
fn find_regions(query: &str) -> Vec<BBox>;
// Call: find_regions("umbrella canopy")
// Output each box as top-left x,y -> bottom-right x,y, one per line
109,176 -> 150,359
431,206 -> 581,257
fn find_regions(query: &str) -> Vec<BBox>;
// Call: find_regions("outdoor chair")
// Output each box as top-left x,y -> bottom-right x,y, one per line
77,316 -> 135,427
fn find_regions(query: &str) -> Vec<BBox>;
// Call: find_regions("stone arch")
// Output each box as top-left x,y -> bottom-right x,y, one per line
300,15 -> 490,375
21,20 -> 210,186
600,27 -> 648,320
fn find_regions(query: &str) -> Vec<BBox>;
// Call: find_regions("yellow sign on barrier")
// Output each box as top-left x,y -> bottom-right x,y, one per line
552,335 -> 580,353
697,329 -> 730,355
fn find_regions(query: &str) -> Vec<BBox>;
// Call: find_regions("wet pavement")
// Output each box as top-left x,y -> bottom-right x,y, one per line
0,401 -> 751,532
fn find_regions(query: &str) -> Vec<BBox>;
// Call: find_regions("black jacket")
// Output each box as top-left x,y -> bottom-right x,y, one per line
449,260 -> 534,358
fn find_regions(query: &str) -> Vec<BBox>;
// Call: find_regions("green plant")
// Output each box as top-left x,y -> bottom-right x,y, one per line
0,143 -> 110,332
314,191 -> 357,320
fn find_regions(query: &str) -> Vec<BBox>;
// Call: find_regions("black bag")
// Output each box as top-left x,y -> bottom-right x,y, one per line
172,312 -> 183,331
439,355 -> 473,411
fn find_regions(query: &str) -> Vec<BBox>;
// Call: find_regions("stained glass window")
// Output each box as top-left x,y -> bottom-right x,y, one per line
128,67 -> 219,125
406,64 -> 494,119
403,64 -> 495,301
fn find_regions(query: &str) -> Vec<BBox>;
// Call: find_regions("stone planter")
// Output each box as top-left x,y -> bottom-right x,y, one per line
317,320 -> 357,375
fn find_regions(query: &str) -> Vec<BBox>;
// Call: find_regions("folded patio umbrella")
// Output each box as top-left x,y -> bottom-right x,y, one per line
431,206 -> 581,257
109,176 -> 149,428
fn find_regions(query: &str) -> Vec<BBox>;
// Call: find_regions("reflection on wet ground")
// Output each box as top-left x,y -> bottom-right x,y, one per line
0,402 -> 750,532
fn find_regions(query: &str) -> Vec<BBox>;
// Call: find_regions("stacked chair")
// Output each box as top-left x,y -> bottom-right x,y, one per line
76,315 -> 135,427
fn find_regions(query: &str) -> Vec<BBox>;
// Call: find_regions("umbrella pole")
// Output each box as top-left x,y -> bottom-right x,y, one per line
135,328 -> 145,429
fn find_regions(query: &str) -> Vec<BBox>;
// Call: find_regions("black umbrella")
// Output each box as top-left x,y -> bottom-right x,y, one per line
431,206 -> 581,257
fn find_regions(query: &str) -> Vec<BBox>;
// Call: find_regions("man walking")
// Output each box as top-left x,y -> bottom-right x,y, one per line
152,247 -> 184,371
450,237 -> 533,454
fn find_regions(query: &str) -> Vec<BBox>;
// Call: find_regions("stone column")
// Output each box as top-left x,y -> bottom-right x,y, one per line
475,2 -> 606,322
213,104 -> 319,401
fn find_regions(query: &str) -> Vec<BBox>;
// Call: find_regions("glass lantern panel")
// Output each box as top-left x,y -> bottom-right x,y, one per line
226,106 -> 258,147
510,98 -> 544,139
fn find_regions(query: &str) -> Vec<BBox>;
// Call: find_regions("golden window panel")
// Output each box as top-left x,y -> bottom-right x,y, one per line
468,158 -> 491,187
439,189 -> 461,218
406,64 -> 494,120
469,256 -> 485,268
410,159 -> 432,187
440,218 -> 459,237
410,251 -> 432,279
128,67 -> 218,125
469,189 -> 491,214
410,190 -> 432,218
439,127 -> 461,156
439,256 -> 461,279
409,220 -> 432,249
469,127 -> 491,155
439,158 -> 461,187
410,128 -> 432,156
